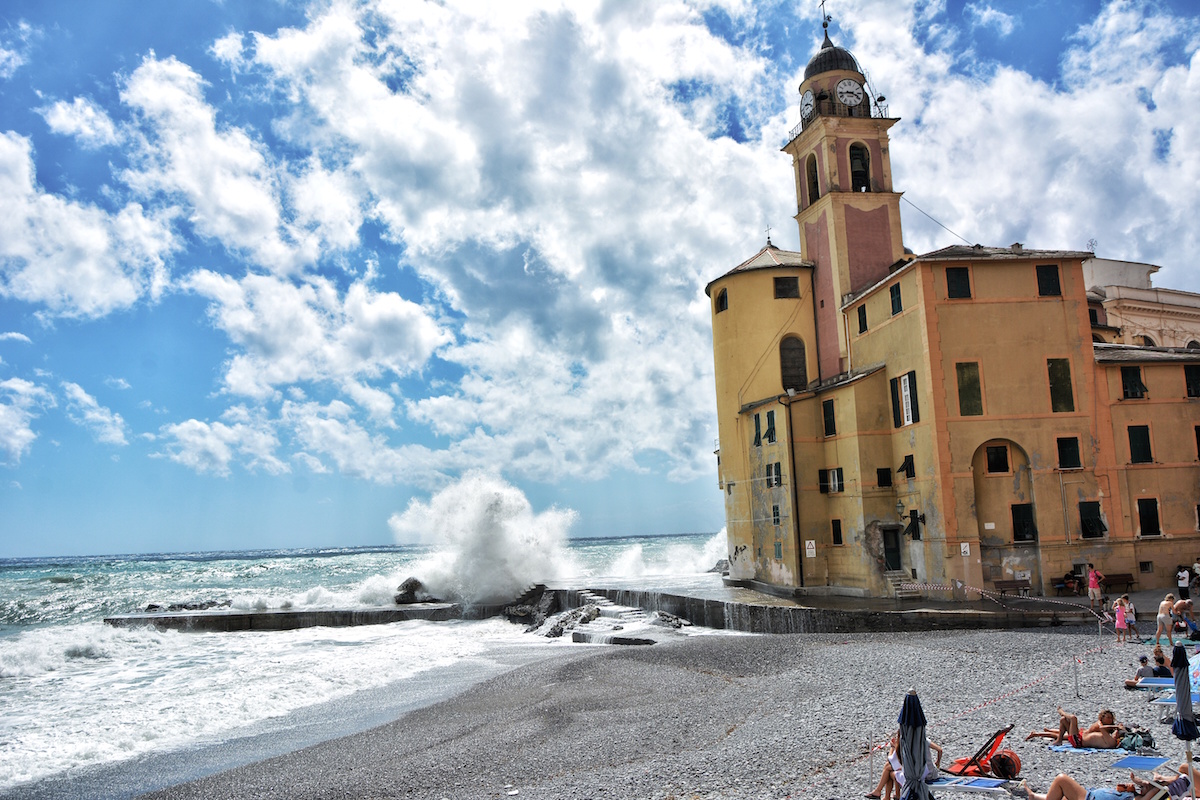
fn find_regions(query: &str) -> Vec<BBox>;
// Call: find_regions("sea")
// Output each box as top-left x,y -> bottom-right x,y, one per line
0,531 -> 728,798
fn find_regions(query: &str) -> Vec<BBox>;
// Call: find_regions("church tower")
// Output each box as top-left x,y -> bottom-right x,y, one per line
783,19 -> 906,381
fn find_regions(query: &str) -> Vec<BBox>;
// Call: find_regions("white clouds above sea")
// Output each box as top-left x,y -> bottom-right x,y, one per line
0,0 -> 1197,552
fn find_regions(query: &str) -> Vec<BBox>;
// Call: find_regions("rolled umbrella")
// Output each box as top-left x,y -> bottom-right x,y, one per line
1171,644 -> 1198,800
898,689 -> 932,800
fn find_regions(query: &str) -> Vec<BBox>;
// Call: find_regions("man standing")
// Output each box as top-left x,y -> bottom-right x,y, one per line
1087,564 -> 1105,612
1178,565 -> 1192,601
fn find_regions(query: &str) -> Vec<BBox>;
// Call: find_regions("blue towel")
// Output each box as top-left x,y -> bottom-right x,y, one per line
1047,744 -> 1106,754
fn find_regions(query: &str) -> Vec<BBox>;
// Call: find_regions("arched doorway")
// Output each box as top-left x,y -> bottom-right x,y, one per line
971,439 -> 1042,591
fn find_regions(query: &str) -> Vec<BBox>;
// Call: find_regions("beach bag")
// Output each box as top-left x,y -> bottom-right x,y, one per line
989,750 -> 1021,780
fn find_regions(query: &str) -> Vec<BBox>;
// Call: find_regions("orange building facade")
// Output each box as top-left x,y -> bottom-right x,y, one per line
707,28 -> 1200,599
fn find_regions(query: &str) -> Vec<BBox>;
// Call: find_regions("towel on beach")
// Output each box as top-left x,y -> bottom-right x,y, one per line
1047,744 -> 1107,754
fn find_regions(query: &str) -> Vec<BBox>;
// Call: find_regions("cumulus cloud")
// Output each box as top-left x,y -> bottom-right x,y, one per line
0,21 -> 37,80
0,377 -> 55,466
184,270 -> 450,403
158,405 -> 287,476
0,132 -> 178,318
61,382 -> 128,446
964,3 -> 1017,37
40,97 -> 120,147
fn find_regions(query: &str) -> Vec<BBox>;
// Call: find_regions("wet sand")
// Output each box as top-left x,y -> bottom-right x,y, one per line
132,626 -> 1180,800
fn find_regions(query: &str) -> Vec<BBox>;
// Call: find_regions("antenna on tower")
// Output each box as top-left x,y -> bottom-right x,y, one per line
820,0 -> 832,30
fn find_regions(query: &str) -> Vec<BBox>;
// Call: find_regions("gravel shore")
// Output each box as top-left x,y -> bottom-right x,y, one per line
136,625 -> 1186,800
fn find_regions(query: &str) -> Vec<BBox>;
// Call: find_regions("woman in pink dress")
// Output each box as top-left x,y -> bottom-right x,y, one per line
1113,596 -> 1128,643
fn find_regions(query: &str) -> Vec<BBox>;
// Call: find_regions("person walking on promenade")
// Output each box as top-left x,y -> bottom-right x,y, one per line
1156,593 -> 1176,647
1086,564 -> 1105,612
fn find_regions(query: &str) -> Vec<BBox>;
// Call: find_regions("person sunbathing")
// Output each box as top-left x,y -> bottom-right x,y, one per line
1009,761 -> 1197,799
1024,707 -> 1123,749
864,731 -> 943,800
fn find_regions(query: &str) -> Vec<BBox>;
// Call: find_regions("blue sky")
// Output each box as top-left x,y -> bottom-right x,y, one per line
1,0 -> 1198,558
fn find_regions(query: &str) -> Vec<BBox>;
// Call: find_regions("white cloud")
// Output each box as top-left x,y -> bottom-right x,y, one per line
61,382 -> 128,446
0,21 -> 36,80
104,377 -> 131,390
210,31 -> 245,68
120,55 -> 307,273
964,3 -> 1016,37
158,405 -> 288,476
40,97 -> 120,147
0,132 -> 178,318
0,332 -> 32,343
0,377 -> 55,466
185,269 -> 450,403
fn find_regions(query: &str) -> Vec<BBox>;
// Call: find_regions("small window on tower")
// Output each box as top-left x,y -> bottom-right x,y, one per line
806,154 -> 820,206
889,284 -> 902,315
715,289 -> 728,313
857,305 -> 867,334
774,277 -> 800,299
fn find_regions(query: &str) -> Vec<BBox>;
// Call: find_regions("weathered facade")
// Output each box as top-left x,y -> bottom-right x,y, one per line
707,27 -> 1200,599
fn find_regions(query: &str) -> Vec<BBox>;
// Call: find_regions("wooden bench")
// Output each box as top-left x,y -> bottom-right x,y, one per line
1102,573 -> 1136,593
994,579 -> 1031,596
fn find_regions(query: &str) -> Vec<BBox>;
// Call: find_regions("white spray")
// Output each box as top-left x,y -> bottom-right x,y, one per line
388,472 -> 578,605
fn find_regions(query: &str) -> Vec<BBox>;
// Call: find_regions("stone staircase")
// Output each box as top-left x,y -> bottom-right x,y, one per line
885,570 -> 922,600
568,590 -> 656,645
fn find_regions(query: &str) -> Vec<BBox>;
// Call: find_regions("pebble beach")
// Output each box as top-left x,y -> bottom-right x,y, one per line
131,624 -> 1189,800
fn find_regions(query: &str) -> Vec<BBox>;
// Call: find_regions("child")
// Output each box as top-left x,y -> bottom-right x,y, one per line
1123,594 -> 1142,642
1113,596 -> 1128,643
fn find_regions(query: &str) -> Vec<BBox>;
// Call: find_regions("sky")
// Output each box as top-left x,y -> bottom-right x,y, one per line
1,0 -> 1198,558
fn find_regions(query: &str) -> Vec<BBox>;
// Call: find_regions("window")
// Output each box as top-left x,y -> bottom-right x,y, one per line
1140,561 -> 1154,574
890,284 -> 902,315
1128,425 -> 1153,464
774,277 -> 800,299
753,413 -> 761,447
831,519 -> 843,546
715,289 -> 728,313
1012,503 -> 1037,542
956,362 -> 983,416
985,445 -> 1009,474
1089,308 -> 1099,325
1079,501 -> 1107,539
877,468 -> 893,488
1057,437 -> 1082,469
1122,366 -> 1147,399
772,505 -> 781,526
1189,341 -> 1200,350
1196,426 -> 1200,460
771,462 -> 783,487
857,305 -> 867,334
818,467 -> 844,493
765,410 -> 776,443
890,371 -> 920,427
946,267 -> 971,299
1186,365 -> 1200,398
1137,498 -> 1161,536
897,454 -> 915,480
822,399 -> 836,437
774,541 -> 782,559
849,143 -> 870,192
1142,335 -> 1157,347
1036,264 -> 1061,297
780,337 -> 808,393
805,154 -> 820,205
1047,359 -> 1075,412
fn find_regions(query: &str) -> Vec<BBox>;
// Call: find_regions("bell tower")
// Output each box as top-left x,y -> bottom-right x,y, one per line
783,16 -> 906,381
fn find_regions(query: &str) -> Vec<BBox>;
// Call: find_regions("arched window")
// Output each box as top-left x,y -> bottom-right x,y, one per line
1141,335 -> 1157,347
1187,340 -> 1199,350
1092,333 -> 1105,344
715,288 -> 728,314
780,337 -> 807,392
806,154 -> 820,206
849,144 -> 870,192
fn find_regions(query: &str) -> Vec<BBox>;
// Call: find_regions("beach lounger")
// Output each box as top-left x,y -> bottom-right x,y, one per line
943,724 -> 1015,777
928,776 -> 1011,795
1110,755 -> 1169,772
1134,677 -> 1175,690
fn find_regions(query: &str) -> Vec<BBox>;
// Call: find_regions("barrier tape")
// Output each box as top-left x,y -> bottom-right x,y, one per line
898,580 -> 1111,622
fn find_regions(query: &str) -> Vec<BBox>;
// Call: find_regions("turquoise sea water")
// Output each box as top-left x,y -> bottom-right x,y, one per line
0,532 -> 725,794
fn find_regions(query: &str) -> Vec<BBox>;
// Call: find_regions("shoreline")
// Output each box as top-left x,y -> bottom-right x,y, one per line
124,626 -> 1185,800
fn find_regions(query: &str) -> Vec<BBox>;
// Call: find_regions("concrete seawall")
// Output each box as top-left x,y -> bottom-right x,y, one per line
104,603 -> 463,632
572,587 -> 1093,633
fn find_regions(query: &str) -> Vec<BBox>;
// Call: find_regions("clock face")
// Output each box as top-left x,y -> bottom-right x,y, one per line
836,78 -> 864,107
800,89 -> 815,118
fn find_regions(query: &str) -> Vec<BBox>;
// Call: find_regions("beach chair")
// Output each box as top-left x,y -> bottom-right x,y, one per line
927,775 -> 1012,795
942,724 -> 1015,777
1111,755 -> 1172,800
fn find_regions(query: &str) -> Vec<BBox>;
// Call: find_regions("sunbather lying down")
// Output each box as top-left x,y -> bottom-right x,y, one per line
1010,761 -> 1196,800
1025,707 -> 1124,749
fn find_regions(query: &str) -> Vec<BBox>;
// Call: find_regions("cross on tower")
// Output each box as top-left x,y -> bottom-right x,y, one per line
765,224 -> 773,245
820,0 -> 831,27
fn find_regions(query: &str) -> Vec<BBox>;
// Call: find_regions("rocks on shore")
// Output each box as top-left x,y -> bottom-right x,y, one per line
143,600 -> 231,613
393,577 -> 441,605
502,585 -> 561,631
708,559 -> 730,574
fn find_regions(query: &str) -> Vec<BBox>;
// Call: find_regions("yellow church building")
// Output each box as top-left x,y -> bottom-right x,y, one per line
707,25 -> 1200,599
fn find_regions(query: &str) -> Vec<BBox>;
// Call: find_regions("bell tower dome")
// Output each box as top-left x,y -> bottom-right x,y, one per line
784,16 -> 906,381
